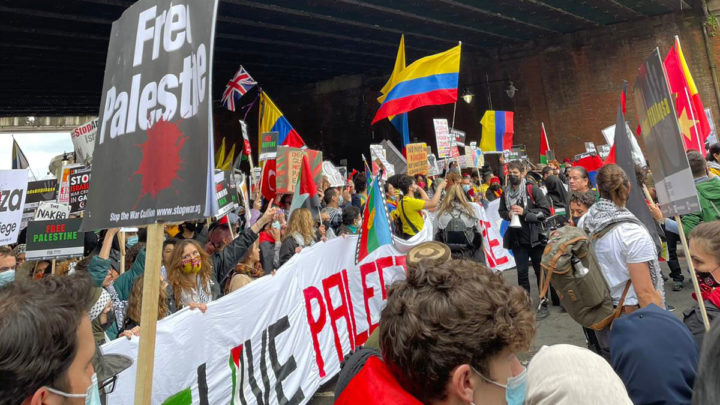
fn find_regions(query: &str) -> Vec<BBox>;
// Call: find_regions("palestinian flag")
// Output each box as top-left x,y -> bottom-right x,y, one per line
539,122 -> 550,164
355,175 -> 393,264
229,344 -> 245,405
289,153 -> 318,216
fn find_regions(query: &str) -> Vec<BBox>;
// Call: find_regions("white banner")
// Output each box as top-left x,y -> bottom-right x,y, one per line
103,211 -> 513,404
0,169 -> 29,245
70,119 -> 98,165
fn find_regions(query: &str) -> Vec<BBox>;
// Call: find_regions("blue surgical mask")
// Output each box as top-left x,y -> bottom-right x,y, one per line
472,366 -> 527,405
462,184 -> 471,192
127,236 -> 139,246
45,372 -> 101,405
338,195 -> 344,205
0,270 -> 15,287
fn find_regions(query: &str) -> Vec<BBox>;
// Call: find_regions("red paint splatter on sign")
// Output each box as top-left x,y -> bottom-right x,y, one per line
133,118 -> 187,199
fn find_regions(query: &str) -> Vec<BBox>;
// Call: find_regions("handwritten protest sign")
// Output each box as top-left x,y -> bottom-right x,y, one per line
35,202 -> 71,221
259,132 -> 278,161
68,167 -> 91,213
71,119 -> 98,165
276,147 -> 322,194
0,169 -> 28,245
433,118 -> 452,158
25,218 -> 85,261
406,143 -> 429,175
82,0 -> 219,230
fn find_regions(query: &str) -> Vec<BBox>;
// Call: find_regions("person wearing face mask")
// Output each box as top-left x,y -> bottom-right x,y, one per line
541,166 -> 569,217
568,191 -> 596,228
335,259 -> 535,405
485,176 -> 503,202
0,272 -> 103,404
499,161 -> 555,319
0,246 -> 17,287
322,188 -> 346,234
684,221 -> 720,346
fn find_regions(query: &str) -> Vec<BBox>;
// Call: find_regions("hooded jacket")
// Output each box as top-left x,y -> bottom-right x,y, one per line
681,177 -> 720,235
610,304 -> 698,405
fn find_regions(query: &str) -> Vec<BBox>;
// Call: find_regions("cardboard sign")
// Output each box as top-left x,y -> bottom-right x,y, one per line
58,164 -> 83,205
584,142 -> 597,154
0,169 -> 29,245
634,49 -> 700,216
25,218 -> 84,260
70,118 -> 98,165
68,167 -> 91,213
433,118 -> 453,158
322,161 -> 345,187
35,202 -> 71,221
24,179 -> 58,210
276,147 -> 322,194
214,171 -> 238,217
82,0 -> 219,230
259,132 -> 278,161
406,143 -> 429,176
369,144 -> 394,178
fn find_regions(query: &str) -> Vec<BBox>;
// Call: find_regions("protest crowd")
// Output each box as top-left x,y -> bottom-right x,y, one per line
3,1 -> 720,404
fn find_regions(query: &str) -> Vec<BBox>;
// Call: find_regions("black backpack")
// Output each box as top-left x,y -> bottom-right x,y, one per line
442,211 -> 475,252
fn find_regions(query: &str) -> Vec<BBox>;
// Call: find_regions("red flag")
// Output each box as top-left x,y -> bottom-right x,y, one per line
260,160 -> 276,201
282,130 -> 306,148
663,37 -> 710,151
603,144 -> 616,165
539,122 -> 550,164
298,154 -> 318,197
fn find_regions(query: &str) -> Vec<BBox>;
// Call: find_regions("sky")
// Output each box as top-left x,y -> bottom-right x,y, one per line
0,131 -> 75,179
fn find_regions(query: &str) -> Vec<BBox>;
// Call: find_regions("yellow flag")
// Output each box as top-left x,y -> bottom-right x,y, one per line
220,143 -> 236,170
215,137 -> 227,169
378,35 -> 405,104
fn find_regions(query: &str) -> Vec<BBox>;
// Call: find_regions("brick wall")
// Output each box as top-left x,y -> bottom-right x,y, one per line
215,11 -> 720,169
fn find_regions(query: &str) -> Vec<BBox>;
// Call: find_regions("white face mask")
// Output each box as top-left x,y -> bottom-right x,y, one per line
45,373 -> 101,405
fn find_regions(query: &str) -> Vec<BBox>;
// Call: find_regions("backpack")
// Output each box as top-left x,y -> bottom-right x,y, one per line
539,223 -> 631,331
441,211 -> 475,252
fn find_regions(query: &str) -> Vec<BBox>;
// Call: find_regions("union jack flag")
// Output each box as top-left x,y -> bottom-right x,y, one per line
221,66 -> 257,111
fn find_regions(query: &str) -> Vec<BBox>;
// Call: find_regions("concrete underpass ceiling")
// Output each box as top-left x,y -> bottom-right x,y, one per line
0,0 -> 701,116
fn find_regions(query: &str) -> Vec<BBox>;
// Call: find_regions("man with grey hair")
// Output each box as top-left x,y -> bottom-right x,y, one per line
681,150 -> 720,236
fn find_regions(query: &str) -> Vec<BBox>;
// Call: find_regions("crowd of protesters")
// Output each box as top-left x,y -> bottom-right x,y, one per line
2,143 -> 720,404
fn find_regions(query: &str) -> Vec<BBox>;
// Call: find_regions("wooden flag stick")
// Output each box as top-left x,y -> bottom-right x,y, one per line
226,214 -> 235,240
118,231 -> 126,274
51,259 -> 56,275
675,215 -> 711,331
134,223 -> 164,404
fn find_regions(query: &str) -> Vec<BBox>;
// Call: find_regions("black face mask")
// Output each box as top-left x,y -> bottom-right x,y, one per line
572,216 -> 582,226
101,309 -> 116,331
509,175 -> 521,186
184,222 -> 197,232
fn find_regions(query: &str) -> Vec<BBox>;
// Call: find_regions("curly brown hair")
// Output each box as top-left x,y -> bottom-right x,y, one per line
126,276 -> 168,324
379,259 -> 535,402
167,239 -> 213,308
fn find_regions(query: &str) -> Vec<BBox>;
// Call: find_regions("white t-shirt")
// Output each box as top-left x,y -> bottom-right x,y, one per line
593,222 -> 658,306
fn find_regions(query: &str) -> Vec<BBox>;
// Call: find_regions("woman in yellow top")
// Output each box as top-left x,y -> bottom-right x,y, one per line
707,143 -> 720,178
392,174 -> 446,239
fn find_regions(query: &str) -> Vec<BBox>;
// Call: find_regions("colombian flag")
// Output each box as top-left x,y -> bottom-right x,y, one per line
258,92 -> 306,149
480,111 -> 514,152
663,36 -> 710,152
355,175 -> 393,264
372,44 -> 460,124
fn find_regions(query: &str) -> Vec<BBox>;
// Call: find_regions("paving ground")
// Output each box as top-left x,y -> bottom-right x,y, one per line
309,250 -> 697,404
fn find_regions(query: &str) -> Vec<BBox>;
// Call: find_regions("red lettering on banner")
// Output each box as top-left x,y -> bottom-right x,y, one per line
322,273 -> 354,365
481,221 -> 508,266
361,262 -> 380,337
375,256 -> 397,299
342,269 -> 368,347
394,255 -> 407,272
302,286 -> 327,377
